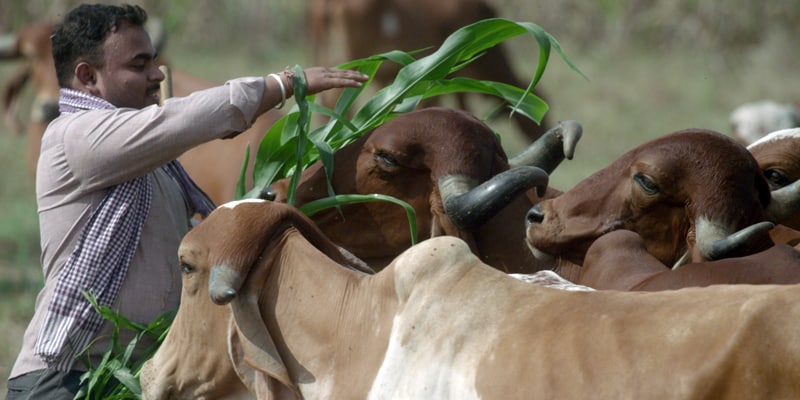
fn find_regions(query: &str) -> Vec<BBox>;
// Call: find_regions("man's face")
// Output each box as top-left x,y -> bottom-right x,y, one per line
93,22 -> 163,109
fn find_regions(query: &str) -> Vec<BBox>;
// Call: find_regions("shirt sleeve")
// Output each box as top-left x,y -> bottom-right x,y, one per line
57,77 -> 266,191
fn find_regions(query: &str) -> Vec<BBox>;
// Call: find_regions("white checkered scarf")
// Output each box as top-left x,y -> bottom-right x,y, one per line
35,89 -> 216,370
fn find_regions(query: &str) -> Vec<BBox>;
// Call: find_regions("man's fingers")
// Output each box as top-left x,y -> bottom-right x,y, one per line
306,68 -> 369,94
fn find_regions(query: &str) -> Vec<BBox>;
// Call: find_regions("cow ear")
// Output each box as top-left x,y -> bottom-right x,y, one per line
228,318 -> 298,400
228,262 -> 301,399
228,316 -> 257,392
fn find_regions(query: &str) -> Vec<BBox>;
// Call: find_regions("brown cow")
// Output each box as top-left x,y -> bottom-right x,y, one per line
307,0 -> 550,142
0,21 -> 280,205
547,128 -> 800,290
525,129 -> 777,273
269,107 -> 581,272
141,199 -> 800,399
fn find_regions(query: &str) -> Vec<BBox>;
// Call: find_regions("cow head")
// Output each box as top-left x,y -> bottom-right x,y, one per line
526,129 -> 774,267
140,203 -> 256,399
143,200 -> 340,399
271,107 -> 549,267
142,200 -> 374,399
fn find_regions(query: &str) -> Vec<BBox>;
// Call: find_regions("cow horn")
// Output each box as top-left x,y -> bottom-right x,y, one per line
693,219 -> 774,262
259,186 -> 277,201
440,166 -> 549,230
508,120 -> 583,173
0,33 -> 17,58
764,179 -> 800,223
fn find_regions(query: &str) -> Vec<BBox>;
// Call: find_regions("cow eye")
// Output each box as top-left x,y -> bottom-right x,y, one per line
763,169 -> 791,190
633,173 -> 659,195
374,151 -> 399,170
180,262 -> 195,274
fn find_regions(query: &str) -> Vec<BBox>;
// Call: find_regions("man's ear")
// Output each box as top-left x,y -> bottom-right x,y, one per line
74,61 -> 96,88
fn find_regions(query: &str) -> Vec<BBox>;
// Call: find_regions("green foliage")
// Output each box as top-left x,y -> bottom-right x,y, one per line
242,18 -> 582,199
299,194 -> 419,245
74,292 -> 174,400
237,18 -> 582,241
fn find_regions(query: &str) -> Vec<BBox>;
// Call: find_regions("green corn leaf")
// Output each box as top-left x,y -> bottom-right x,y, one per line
76,291 -> 175,399
234,143 -> 251,200
421,77 -> 549,123
286,64 -> 311,206
245,18 -> 582,195
299,194 -> 418,245
111,366 -> 141,396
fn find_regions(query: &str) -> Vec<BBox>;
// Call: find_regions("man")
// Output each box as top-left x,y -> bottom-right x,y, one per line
5,4 -> 367,399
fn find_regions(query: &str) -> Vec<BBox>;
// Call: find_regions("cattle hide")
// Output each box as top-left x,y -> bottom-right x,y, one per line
577,229 -> 800,290
142,200 -> 800,400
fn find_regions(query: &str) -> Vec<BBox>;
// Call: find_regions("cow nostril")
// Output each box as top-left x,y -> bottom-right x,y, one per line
526,204 -> 545,225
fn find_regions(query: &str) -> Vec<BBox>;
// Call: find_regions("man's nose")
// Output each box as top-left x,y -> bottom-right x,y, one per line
151,63 -> 166,82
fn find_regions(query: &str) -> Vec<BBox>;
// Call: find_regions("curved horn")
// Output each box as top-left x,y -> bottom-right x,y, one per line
689,221 -> 774,264
0,33 -> 17,58
440,166 -> 549,230
259,186 -> 277,201
508,120 -> 583,173
765,179 -> 800,223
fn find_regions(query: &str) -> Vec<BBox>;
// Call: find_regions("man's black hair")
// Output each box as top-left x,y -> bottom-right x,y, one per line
52,3 -> 148,88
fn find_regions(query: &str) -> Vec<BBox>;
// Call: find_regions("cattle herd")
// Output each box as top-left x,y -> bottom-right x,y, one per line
5,3 -> 800,399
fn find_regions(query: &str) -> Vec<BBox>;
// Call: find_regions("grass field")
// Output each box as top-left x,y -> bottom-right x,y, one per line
2,0 -> 799,395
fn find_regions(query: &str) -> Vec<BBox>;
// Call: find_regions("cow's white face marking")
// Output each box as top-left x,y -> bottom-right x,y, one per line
747,127 -> 800,149
219,198 -> 266,210
694,216 -> 733,241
